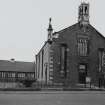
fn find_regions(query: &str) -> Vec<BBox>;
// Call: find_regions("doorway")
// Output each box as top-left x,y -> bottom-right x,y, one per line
78,64 -> 87,84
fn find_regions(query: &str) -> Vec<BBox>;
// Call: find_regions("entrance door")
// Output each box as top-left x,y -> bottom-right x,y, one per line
78,64 -> 87,84
99,78 -> 103,88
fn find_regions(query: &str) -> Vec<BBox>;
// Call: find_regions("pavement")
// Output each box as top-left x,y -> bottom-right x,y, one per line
0,91 -> 105,105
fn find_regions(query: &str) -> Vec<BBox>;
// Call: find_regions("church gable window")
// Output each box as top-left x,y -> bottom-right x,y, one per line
77,38 -> 89,56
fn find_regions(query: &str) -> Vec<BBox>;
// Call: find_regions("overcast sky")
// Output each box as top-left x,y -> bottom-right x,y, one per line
0,0 -> 104,62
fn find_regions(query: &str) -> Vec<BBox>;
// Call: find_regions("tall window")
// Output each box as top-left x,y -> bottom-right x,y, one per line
60,44 -> 67,78
38,55 -> 40,79
99,48 -> 105,72
77,38 -> 88,56
41,50 -> 44,78
102,51 -> 105,67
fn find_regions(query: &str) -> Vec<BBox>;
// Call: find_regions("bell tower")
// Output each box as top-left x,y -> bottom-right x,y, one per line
78,2 -> 89,26
47,18 -> 53,42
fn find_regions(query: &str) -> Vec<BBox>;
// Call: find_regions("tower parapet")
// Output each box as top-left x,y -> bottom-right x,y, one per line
78,2 -> 89,26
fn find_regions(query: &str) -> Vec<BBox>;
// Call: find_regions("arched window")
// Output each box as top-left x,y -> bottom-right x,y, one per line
77,38 -> 89,56
85,6 -> 88,14
80,7 -> 83,15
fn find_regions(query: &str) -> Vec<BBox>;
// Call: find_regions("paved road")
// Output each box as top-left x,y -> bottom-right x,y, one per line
0,91 -> 105,105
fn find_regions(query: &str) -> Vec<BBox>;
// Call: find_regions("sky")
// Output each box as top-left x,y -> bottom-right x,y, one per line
0,0 -> 104,62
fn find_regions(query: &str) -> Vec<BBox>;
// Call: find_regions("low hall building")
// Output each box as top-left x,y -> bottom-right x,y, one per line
0,59 -> 35,88
36,2 -> 105,88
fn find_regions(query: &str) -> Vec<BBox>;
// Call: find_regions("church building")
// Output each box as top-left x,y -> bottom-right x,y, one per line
35,2 -> 105,88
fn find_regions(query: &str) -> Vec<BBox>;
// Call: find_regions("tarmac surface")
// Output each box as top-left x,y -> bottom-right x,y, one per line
0,91 -> 105,105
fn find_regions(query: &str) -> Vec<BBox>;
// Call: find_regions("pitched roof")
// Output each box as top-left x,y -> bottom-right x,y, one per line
0,60 -> 35,72
54,23 -> 105,39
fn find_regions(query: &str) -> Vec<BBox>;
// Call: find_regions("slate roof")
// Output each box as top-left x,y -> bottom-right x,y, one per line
0,60 -> 35,72
54,23 -> 105,40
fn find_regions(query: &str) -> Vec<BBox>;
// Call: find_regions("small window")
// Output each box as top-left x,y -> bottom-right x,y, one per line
85,6 -> 87,13
12,73 -> 15,78
79,7 -> 83,15
79,64 -> 86,69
